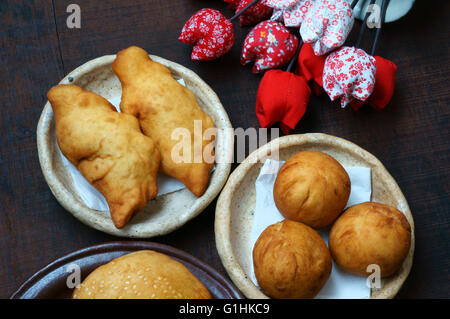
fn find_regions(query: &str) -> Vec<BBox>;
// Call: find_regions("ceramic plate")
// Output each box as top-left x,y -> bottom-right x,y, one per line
215,133 -> 414,299
11,241 -> 242,299
37,54 -> 233,238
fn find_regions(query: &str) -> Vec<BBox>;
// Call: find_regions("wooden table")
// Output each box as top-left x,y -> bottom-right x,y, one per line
0,0 -> 448,299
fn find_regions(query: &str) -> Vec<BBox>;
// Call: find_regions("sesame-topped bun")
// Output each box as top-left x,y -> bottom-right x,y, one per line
72,250 -> 211,299
273,151 -> 351,228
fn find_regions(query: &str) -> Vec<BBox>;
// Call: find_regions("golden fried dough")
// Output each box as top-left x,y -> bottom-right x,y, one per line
72,250 -> 212,299
329,202 -> 411,277
112,46 -> 215,196
273,151 -> 351,228
47,84 -> 160,228
253,220 -> 332,299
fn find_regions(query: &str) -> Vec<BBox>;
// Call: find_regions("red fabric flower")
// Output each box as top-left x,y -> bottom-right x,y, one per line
323,46 -> 377,107
265,0 -> 314,27
179,9 -> 235,61
225,0 -> 273,26
296,45 -> 397,110
241,21 -> 299,73
350,56 -> 397,110
300,0 -> 354,55
256,70 -> 311,134
296,43 -> 327,95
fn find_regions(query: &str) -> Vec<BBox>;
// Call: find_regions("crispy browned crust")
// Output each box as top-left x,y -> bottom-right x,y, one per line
112,46 -> 215,196
253,220 -> 332,299
47,84 -> 160,228
329,202 -> 411,277
273,150 -> 351,228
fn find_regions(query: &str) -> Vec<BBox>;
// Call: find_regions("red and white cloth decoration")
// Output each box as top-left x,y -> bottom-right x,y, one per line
265,0 -> 316,27
323,46 -> 376,107
225,0 -> 273,26
241,20 -> 299,73
179,9 -> 235,61
300,0 -> 354,56
351,56 -> 397,111
297,44 -> 397,110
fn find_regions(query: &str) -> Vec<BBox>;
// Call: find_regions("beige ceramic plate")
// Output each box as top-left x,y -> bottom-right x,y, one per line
37,54 -> 233,238
215,133 -> 414,299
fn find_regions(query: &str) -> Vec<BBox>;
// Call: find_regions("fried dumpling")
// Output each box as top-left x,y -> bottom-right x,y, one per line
112,46 -> 215,196
47,84 -> 160,228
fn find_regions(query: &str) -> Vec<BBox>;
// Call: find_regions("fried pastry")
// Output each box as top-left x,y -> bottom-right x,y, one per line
72,250 -> 212,299
47,84 -> 160,228
112,46 -> 215,196
253,220 -> 332,299
273,151 -> 351,228
329,202 -> 411,277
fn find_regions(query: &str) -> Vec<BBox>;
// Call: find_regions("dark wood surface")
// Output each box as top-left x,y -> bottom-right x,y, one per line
0,0 -> 448,299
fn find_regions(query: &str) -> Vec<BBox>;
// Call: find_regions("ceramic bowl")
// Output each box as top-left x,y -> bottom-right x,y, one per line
215,133 -> 414,299
37,55 -> 233,238
11,241 -> 242,299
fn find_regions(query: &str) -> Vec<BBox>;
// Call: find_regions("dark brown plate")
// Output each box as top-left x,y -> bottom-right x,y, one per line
10,241 -> 243,299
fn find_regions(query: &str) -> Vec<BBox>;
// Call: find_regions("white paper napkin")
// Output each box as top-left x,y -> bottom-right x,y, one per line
56,79 -> 188,212
249,158 -> 372,299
